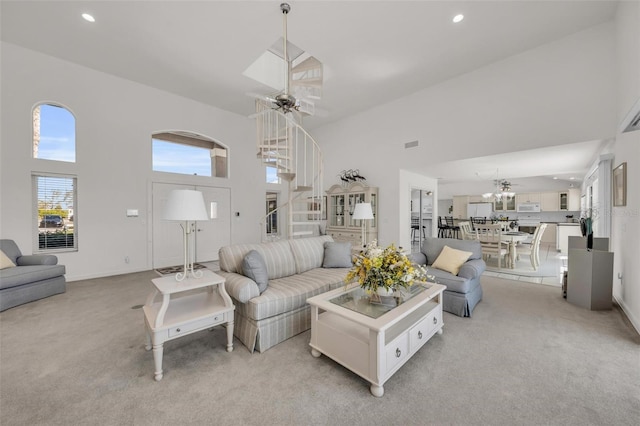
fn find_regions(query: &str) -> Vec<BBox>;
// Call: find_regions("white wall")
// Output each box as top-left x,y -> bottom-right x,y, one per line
316,22 -> 617,245
0,42 -> 266,281
611,1 -> 640,332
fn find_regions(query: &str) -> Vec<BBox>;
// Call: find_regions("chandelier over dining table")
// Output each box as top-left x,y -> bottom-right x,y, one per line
482,169 -> 516,201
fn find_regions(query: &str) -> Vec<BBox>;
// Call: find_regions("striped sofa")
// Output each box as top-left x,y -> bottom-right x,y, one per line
218,235 -> 349,353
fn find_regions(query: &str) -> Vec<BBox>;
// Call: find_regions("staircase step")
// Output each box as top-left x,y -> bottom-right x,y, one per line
258,143 -> 288,149
292,77 -> 323,87
278,172 -> 296,181
262,157 -> 290,166
260,136 -> 288,143
259,152 -> 290,160
292,56 -> 322,72
264,164 -> 290,172
293,186 -> 313,192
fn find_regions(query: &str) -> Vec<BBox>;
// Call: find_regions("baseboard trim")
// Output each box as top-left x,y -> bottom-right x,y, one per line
66,267 -> 151,282
613,295 -> 640,337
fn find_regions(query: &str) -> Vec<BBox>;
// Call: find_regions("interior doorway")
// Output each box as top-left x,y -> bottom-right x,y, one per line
410,188 -> 434,253
266,191 -> 279,239
152,182 -> 231,268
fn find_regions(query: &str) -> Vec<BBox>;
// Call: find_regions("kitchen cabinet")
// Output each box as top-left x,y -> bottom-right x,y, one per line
516,192 -> 541,204
494,197 -> 515,213
540,192 -> 559,211
326,182 -> 378,247
559,188 -> 581,211
452,196 -> 468,219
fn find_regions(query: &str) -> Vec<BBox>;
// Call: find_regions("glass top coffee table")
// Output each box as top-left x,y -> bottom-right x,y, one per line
307,282 -> 446,397
329,284 -> 428,319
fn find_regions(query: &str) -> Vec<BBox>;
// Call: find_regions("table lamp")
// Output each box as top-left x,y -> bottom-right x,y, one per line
164,189 -> 209,281
352,202 -> 374,247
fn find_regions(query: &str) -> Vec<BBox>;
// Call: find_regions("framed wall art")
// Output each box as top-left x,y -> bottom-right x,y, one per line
613,162 -> 627,207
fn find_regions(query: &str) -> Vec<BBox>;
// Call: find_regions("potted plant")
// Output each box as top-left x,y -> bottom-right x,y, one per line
345,240 -> 430,297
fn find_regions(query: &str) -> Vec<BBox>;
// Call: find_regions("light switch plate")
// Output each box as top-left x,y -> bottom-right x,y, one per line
126,209 -> 139,217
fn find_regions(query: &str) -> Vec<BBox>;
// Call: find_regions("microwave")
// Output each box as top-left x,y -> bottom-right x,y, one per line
517,203 -> 541,213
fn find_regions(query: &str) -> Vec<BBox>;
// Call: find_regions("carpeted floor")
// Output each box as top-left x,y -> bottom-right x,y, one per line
1,270 -> 639,425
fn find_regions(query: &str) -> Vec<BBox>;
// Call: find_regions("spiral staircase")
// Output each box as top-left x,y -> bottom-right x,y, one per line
255,99 -> 324,241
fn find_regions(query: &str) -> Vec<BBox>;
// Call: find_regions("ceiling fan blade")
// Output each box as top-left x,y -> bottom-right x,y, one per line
246,91 -> 278,103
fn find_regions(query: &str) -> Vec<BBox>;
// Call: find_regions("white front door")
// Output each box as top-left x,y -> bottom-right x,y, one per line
152,182 -> 231,269
194,185 -> 231,263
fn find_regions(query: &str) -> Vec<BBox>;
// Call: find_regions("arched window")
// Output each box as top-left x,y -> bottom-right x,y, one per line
152,131 -> 228,178
33,103 -> 76,162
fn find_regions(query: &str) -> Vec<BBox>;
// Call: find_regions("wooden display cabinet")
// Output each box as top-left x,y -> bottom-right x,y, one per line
326,182 -> 378,247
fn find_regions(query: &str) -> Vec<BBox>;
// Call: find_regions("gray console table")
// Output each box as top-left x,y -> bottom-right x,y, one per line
567,239 -> 613,310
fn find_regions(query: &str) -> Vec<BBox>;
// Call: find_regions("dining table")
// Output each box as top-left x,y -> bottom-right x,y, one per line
500,231 -> 531,268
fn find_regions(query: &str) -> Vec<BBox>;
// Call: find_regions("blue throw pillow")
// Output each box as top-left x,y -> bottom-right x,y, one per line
322,242 -> 353,268
242,250 -> 269,293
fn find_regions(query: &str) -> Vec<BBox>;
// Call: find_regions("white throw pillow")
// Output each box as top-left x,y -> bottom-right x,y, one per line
432,245 -> 472,276
0,250 -> 16,270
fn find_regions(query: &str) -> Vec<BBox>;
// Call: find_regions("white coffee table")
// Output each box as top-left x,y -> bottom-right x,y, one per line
307,282 -> 446,397
143,269 -> 234,381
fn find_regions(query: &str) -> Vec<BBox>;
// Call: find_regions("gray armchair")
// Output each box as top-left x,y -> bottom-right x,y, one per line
410,237 -> 485,317
0,239 -> 66,311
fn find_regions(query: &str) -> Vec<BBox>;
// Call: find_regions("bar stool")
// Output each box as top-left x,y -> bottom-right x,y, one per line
411,218 -> 426,242
438,216 -> 449,238
445,216 -> 461,239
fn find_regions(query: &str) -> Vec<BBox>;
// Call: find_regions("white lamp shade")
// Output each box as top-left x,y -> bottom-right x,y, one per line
352,203 -> 374,220
163,189 -> 209,221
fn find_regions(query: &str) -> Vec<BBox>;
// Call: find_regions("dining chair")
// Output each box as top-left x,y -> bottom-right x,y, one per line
475,223 -> 510,269
470,217 -> 486,230
458,221 -> 477,240
517,223 -> 547,270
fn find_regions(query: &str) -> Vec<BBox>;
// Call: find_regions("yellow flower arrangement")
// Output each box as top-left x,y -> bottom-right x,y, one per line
345,240 -> 430,293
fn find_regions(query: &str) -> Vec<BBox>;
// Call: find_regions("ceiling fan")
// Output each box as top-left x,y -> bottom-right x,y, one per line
247,3 -> 297,114
246,3 -> 325,117
494,179 -> 518,192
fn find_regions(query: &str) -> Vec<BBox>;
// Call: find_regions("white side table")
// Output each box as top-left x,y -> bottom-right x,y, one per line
143,269 -> 234,381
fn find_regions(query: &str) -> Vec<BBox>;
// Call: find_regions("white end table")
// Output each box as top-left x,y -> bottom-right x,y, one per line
143,269 -> 234,381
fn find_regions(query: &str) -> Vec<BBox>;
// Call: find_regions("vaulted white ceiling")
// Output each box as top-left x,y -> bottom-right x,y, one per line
0,0 -> 619,193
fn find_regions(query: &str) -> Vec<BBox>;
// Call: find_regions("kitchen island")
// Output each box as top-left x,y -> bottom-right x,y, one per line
557,222 -> 582,254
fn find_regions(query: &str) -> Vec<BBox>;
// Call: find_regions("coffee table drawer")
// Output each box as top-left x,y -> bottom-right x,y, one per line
409,318 -> 430,353
409,309 -> 441,352
385,333 -> 409,373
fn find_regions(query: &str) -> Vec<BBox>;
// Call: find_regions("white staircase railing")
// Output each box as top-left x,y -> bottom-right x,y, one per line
255,100 -> 323,241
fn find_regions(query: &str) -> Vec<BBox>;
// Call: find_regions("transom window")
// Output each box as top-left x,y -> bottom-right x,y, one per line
152,131 -> 228,178
32,103 -> 76,162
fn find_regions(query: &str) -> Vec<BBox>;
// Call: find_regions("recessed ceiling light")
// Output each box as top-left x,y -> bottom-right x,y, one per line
553,177 -> 558,180
82,13 -> 95,23
569,177 -> 575,180
453,14 -> 464,23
